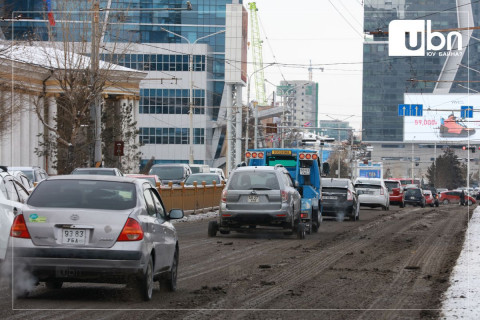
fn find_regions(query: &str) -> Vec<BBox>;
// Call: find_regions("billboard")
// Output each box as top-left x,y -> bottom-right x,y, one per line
403,94 -> 480,142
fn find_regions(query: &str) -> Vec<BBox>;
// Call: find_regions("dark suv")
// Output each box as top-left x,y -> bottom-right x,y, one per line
209,165 -> 305,239
403,188 -> 426,207
321,178 -> 359,221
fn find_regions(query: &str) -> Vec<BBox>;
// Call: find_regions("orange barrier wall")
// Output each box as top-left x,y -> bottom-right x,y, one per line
158,181 -> 225,215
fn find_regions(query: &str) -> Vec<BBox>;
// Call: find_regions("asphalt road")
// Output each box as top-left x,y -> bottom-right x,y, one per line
0,204 -> 471,319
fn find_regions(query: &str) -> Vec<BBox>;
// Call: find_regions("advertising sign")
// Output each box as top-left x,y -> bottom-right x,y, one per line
359,169 -> 381,178
403,94 -> 480,142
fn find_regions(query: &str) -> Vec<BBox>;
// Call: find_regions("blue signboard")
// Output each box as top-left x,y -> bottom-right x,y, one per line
461,106 -> 473,118
359,169 -> 381,178
398,104 -> 423,117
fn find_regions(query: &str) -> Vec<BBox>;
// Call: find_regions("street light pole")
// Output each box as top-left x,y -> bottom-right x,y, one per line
160,28 -> 225,164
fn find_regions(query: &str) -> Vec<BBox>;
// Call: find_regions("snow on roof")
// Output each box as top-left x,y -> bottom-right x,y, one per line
0,45 -> 135,72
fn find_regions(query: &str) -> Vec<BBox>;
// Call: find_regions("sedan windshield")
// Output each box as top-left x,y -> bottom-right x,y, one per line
28,180 -> 137,210
150,167 -> 184,180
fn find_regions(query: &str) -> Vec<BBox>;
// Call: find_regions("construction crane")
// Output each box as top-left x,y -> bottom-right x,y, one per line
248,2 -> 267,105
308,60 -> 324,81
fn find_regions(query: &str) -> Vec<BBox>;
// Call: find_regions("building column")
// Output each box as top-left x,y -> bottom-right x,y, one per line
226,84 -> 233,176
235,85 -> 243,165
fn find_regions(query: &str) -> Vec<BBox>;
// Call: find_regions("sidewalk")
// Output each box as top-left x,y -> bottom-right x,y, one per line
441,206 -> 480,319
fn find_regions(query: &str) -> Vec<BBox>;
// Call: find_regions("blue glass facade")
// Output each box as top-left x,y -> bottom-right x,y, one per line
363,0 -> 480,142
2,0 -> 241,165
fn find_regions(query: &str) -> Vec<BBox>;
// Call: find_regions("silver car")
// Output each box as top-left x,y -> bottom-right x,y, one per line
209,165 -> 304,238
8,175 -> 183,300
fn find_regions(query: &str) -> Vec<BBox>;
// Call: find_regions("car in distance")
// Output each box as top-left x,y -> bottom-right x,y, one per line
384,179 -> 404,207
439,190 -> 476,205
403,187 -> 426,207
354,178 -> 390,210
210,168 -> 226,181
125,174 -> 162,188
423,190 -> 435,207
210,165 -> 305,239
8,166 -> 48,186
189,164 -> 210,174
184,173 -> 224,186
71,167 -> 124,176
8,175 -> 184,300
321,178 -> 359,221
149,164 -> 191,185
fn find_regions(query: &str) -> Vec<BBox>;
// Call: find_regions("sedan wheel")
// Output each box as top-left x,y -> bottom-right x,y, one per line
468,200 -> 473,206
443,199 -> 449,205
161,248 -> 178,292
139,256 -> 154,301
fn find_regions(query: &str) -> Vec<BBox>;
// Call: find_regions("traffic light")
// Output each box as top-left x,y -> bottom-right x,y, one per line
462,146 -> 476,153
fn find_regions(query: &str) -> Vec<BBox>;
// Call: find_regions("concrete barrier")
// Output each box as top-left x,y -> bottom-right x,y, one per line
158,180 -> 225,215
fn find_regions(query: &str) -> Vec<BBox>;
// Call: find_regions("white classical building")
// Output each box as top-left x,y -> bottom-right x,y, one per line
0,45 -> 146,174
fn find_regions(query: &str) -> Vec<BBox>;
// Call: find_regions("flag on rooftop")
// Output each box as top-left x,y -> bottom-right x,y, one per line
44,0 -> 55,26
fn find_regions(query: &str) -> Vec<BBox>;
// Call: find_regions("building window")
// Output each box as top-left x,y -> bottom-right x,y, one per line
139,88 -> 205,114
100,54 -> 206,72
139,127 -> 205,145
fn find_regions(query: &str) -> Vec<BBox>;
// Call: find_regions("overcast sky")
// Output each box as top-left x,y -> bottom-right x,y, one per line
247,0 -> 364,131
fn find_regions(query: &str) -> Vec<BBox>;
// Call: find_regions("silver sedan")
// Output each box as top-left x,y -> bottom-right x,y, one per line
8,175 -> 183,301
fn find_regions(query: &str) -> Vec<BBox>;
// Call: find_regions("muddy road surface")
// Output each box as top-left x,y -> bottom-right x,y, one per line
0,204 -> 471,319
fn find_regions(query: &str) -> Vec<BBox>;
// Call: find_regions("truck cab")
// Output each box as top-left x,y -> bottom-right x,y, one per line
245,148 -> 322,233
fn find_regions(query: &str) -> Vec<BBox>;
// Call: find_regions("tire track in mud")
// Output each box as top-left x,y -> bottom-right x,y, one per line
357,206 -> 468,319
179,208 -> 437,319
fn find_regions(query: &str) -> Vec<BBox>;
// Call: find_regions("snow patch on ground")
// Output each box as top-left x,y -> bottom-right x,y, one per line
441,206 -> 480,319
173,211 -> 218,224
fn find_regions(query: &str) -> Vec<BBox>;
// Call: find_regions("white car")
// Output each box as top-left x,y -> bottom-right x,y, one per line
0,170 -> 29,261
354,178 -> 390,211
210,168 -> 226,181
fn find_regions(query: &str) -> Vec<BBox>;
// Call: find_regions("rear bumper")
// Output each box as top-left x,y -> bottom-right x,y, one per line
389,195 -> 403,203
8,238 -> 147,283
322,202 -> 354,216
219,207 -> 294,229
358,195 -> 386,207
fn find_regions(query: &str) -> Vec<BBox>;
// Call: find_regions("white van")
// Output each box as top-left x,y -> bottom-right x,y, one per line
354,178 -> 390,210
190,164 -> 210,174
210,168 -> 226,181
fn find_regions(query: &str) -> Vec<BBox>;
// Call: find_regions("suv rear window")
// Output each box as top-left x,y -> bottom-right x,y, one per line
150,166 -> 184,180
28,180 -> 137,210
229,172 -> 279,190
355,184 -> 381,189
405,189 -> 421,196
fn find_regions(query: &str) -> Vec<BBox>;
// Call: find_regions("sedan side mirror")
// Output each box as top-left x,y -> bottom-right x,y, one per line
168,208 -> 184,220
294,180 -> 299,188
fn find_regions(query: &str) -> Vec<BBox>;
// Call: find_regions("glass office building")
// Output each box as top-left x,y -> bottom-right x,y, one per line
363,0 -> 480,142
1,0 -> 243,167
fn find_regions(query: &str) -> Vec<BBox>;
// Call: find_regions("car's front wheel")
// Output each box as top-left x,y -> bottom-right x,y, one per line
139,255 -> 154,301
443,199 -> 449,205
468,200 -> 473,206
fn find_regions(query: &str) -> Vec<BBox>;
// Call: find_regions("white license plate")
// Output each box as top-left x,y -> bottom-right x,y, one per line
248,195 -> 259,203
410,196 -> 415,200
300,168 -> 310,175
62,229 -> 86,245
324,196 -> 338,200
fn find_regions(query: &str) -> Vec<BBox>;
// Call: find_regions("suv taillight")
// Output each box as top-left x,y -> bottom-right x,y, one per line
117,218 -> 144,241
10,214 -> 31,238
221,189 -> 227,203
281,190 -> 288,203
347,190 -> 353,201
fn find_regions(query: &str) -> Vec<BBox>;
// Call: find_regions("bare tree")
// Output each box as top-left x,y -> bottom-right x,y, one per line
31,2 -> 143,174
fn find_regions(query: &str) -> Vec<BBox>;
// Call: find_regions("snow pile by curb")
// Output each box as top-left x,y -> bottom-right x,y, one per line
441,206 -> 480,319
173,211 -> 218,224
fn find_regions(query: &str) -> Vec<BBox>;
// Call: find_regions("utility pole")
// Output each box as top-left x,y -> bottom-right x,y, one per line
91,0 -> 102,167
